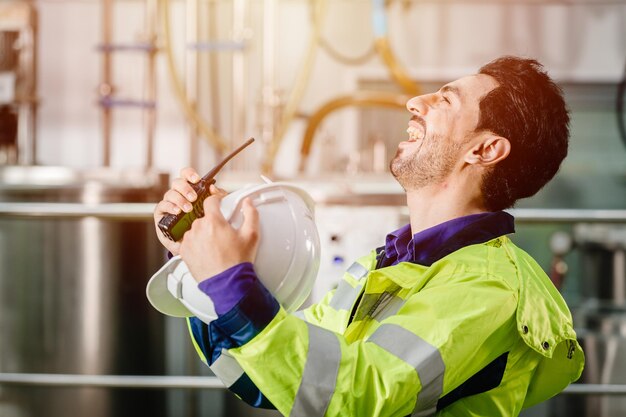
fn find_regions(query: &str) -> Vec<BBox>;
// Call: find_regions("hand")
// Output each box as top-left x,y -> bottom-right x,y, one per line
153,167 -> 201,255
179,189 -> 260,282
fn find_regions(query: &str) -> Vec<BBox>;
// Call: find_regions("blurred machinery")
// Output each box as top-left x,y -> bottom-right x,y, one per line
313,205 -> 404,302
160,0 -> 249,168
562,224 -> 626,417
0,1 -> 37,165
0,0 -> 624,416
0,1 -> 182,416
0,166 -> 169,417
298,91 -> 408,173
266,0 -> 420,174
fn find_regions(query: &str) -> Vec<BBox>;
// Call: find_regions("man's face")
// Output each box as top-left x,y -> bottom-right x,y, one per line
390,74 -> 499,191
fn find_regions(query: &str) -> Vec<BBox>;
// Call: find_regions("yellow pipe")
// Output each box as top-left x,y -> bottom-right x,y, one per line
267,0 -> 420,172
262,0 -> 326,173
374,37 -> 421,97
159,0 -> 228,154
298,91 -> 409,173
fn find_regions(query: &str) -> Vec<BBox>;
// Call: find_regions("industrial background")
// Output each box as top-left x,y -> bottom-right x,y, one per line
0,0 -> 625,416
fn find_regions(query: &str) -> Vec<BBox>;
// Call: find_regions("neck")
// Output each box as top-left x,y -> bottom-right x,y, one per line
405,176 -> 487,235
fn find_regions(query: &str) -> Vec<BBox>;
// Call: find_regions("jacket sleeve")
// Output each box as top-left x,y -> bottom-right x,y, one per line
185,262 -> 277,409
207,268 -> 519,416
186,263 -> 337,410
187,316 -> 276,409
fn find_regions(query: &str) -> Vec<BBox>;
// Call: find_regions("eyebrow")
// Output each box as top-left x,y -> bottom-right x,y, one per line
440,85 -> 462,100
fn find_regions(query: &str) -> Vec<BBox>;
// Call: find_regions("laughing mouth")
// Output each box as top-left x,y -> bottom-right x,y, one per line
406,116 -> 426,142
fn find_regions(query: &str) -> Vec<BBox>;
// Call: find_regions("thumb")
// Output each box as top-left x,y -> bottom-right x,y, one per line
240,198 -> 260,245
203,192 -> 226,222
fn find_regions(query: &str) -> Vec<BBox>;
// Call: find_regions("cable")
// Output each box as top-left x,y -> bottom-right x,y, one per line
372,0 -> 421,96
159,0 -> 228,153
318,37 -> 377,66
314,2 -> 377,66
262,0 -> 325,173
265,0 -> 422,171
298,91 -> 410,173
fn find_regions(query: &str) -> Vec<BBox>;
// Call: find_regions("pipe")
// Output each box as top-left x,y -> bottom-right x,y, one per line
231,0 -> 247,168
264,0 -> 420,172
292,0 -> 419,174
0,373 -> 624,395
186,0 -> 200,168
372,0 -> 421,96
374,38 -> 421,96
0,202 -> 157,219
260,0 -> 277,154
0,373 -> 224,389
2,203 -> 626,223
298,91 -> 409,172
508,209 -> 626,224
144,0 -> 158,169
261,0 -> 325,173
101,0 -> 113,166
562,384 -> 626,395
159,0 -> 228,153
318,36 -> 376,66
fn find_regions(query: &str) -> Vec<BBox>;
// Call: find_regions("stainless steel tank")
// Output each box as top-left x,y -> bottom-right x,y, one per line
552,224 -> 626,417
0,166 -> 169,417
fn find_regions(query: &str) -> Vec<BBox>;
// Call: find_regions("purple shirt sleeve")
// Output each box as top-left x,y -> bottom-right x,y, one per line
197,262 -> 259,315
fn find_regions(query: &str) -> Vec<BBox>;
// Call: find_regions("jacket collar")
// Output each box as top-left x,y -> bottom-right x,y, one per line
383,211 -> 515,267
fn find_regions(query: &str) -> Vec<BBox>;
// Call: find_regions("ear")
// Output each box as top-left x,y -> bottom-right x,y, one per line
464,135 -> 510,167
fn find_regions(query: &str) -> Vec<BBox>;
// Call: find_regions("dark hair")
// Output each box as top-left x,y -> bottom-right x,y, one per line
477,56 -> 569,211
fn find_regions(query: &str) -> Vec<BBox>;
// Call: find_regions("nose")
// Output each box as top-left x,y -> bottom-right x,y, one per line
406,95 -> 428,115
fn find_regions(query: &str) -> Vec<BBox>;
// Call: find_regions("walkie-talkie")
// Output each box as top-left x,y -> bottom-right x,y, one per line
158,137 -> 255,242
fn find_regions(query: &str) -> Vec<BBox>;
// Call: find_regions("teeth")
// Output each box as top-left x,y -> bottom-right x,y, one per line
406,126 -> 424,142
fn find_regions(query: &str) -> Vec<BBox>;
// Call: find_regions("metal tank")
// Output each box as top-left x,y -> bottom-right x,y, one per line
553,223 -> 626,417
0,166 -> 169,417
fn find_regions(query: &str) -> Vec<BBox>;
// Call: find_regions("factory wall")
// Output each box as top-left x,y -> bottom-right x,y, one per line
32,0 -> 626,309
31,0 -> 626,378
33,0 -> 626,176
3,1 -> 626,416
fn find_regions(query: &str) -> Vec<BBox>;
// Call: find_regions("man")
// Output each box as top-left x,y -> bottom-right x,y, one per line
153,56 -> 584,416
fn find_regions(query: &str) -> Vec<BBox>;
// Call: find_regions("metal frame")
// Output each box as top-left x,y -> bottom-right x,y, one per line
98,0 -> 158,168
0,373 -> 623,395
1,203 -> 626,223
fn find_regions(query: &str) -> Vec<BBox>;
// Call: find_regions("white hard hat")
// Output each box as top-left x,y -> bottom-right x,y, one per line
146,181 -> 320,323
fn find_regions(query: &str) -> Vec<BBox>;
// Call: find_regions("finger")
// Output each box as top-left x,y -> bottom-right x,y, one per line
202,194 -> 227,222
240,198 -> 259,243
155,200 -> 182,216
171,178 -> 198,202
180,167 -> 201,183
209,184 -> 228,198
164,189 -> 194,212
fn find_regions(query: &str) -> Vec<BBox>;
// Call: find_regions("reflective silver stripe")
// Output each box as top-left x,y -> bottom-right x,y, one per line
373,296 -> 405,322
290,323 -> 341,417
329,280 -> 364,311
329,262 -> 369,311
209,349 -> 245,388
346,262 -> 369,280
412,405 -> 437,417
367,324 -> 444,416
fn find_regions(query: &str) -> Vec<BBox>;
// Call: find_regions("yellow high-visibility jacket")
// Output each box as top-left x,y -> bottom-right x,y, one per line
189,235 -> 584,416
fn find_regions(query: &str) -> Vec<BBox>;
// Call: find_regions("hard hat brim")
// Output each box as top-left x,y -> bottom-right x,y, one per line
146,256 -> 193,318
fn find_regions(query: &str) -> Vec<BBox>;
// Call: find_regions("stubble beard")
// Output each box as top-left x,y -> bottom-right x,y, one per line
390,133 -> 461,191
